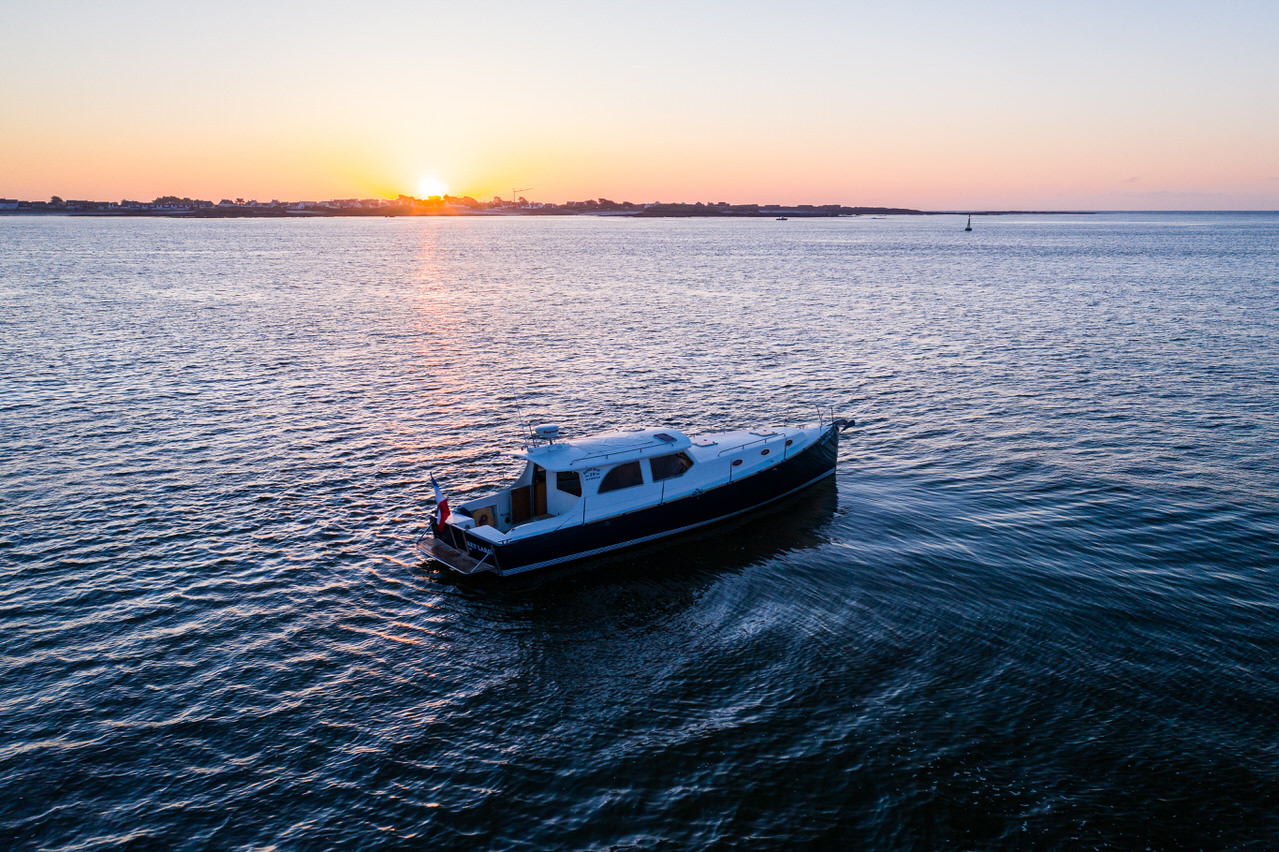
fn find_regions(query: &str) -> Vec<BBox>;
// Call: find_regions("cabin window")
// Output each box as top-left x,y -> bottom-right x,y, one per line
598,461 -> 644,493
650,452 -> 694,482
556,470 -> 582,497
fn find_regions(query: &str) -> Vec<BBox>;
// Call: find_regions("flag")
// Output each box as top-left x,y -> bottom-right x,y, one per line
431,474 -> 451,530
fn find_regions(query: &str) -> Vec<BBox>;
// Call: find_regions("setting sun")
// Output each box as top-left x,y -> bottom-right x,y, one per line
417,177 -> 450,199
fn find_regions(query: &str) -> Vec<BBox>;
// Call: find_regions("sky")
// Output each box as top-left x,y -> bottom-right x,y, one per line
3,0 -> 1278,210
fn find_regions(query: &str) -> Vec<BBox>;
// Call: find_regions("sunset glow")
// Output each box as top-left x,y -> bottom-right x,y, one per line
416,177 -> 450,200
2,1 -> 1277,210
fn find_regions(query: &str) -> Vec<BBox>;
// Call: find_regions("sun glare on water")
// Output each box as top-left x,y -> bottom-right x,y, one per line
417,177 -> 450,199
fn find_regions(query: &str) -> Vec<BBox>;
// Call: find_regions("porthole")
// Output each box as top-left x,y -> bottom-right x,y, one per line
785,439 -> 794,446
732,459 -> 743,466
760,448 -> 770,456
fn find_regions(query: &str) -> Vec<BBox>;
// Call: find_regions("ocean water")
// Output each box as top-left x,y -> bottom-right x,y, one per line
2,212 -> 1277,850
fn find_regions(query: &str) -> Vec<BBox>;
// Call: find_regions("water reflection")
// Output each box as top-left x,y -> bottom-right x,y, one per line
6,215 -> 1278,850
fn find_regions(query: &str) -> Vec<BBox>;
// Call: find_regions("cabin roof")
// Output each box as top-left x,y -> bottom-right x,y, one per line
516,428 -> 693,471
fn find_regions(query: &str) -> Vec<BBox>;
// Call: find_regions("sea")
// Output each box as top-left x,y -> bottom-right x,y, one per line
2,212 -> 1277,850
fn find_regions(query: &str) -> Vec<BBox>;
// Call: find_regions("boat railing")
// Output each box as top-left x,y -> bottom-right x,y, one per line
569,440 -> 669,467
715,433 -> 779,457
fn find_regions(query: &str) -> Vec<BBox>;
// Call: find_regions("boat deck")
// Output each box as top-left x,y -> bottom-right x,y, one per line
418,536 -> 499,576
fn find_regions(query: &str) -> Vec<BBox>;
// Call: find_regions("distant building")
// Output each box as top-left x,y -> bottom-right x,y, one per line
0,199 -> 18,211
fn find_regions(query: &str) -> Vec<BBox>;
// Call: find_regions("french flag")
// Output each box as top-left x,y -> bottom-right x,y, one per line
431,474 -> 451,530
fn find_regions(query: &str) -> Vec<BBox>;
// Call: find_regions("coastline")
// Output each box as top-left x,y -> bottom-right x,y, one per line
0,205 -> 1101,219
1,203 -> 921,219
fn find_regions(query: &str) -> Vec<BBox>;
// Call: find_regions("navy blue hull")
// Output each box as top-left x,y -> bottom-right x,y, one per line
437,423 -> 841,576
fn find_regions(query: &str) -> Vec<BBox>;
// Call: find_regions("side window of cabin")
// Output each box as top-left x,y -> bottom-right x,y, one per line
650,452 -> 694,482
556,470 -> 582,497
598,461 -> 644,493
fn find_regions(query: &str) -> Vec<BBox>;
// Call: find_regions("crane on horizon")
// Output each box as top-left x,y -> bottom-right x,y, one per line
513,188 -> 532,204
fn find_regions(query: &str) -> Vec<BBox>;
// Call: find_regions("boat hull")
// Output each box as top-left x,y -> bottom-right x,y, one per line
430,422 -> 842,577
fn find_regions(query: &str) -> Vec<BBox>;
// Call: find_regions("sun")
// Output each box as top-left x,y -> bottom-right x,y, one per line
417,177 -> 450,199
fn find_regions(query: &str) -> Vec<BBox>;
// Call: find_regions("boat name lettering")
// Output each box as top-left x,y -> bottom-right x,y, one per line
582,468 -> 601,481
467,542 -> 495,557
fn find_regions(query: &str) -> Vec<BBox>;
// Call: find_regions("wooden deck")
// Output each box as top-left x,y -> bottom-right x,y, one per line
418,536 -> 499,576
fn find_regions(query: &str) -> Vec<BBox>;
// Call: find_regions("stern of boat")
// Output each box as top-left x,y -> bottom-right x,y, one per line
417,518 -> 502,577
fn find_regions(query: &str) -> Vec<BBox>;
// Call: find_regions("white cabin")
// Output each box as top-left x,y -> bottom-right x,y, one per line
450,425 -> 820,541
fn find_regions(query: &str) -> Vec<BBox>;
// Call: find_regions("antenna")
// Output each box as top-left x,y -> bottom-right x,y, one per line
515,405 -> 533,449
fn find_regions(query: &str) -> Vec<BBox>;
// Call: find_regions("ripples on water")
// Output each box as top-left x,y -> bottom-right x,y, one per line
2,213 -> 1277,849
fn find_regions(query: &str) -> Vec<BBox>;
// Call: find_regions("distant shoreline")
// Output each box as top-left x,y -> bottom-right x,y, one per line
0,205 -> 1099,219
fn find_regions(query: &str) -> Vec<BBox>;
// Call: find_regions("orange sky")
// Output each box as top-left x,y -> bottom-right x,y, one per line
3,1 -> 1277,210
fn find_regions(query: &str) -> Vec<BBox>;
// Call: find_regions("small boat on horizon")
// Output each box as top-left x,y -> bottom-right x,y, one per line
419,416 -> 853,578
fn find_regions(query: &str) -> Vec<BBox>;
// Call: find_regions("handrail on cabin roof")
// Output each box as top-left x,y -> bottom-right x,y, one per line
567,438 -> 672,466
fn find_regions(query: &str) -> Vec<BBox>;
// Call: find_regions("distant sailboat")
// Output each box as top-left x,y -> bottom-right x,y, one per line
964,215 -> 973,232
